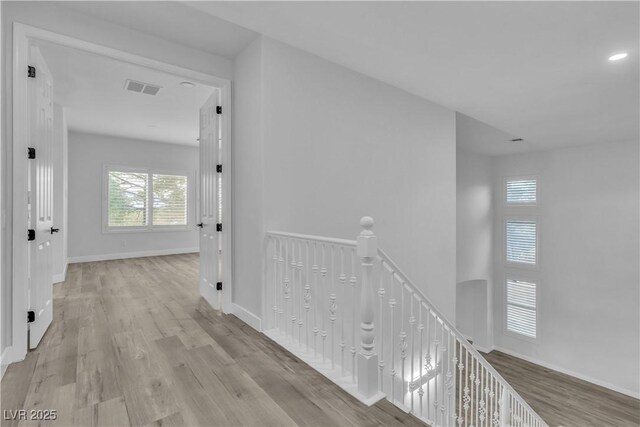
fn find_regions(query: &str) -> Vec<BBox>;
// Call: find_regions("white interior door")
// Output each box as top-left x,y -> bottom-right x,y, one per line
28,45 -> 54,348
198,91 -> 222,310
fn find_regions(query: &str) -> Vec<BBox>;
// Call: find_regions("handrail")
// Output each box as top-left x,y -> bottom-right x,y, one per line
264,221 -> 547,426
377,248 -> 545,424
266,230 -> 357,247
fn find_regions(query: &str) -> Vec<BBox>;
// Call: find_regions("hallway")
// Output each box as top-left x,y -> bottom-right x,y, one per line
1,255 -> 423,426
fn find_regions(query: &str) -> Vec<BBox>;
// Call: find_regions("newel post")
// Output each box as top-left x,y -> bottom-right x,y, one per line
357,216 -> 379,399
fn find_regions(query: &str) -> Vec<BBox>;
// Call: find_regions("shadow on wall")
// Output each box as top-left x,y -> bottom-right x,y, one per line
456,279 -> 490,351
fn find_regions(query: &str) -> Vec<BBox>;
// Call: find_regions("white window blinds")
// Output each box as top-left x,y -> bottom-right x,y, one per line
153,174 -> 188,226
506,220 -> 537,265
107,171 -> 148,227
506,278 -> 537,338
106,168 -> 189,230
506,179 -> 537,204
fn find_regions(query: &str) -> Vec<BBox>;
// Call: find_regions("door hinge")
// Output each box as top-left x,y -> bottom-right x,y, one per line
27,229 -> 35,241
28,147 -> 36,159
27,66 -> 36,78
216,223 -> 222,232
216,282 -> 223,291
216,164 -> 222,173
216,106 -> 222,115
27,311 -> 35,323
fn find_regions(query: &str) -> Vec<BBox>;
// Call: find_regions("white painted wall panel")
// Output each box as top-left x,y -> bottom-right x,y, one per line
232,37 -> 457,319
68,132 -> 199,261
492,140 -> 640,397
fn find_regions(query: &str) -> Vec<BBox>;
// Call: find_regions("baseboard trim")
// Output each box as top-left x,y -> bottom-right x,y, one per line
474,344 -> 495,354
68,247 -> 199,263
1,348 -> 8,380
53,261 -> 68,284
492,345 -> 640,399
1,346 -> 14,381
232,303 -> 262,331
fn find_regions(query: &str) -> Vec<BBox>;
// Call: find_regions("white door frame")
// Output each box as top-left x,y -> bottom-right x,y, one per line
9,22 -> 233,364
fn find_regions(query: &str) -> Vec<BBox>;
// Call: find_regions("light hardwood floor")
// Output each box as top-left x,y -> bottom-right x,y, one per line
2,254 -> 638,427
1,254 -> 424,427
484,350 -> 640,427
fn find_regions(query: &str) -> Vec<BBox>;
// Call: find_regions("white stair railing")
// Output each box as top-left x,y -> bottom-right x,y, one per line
264,217 -> 547,427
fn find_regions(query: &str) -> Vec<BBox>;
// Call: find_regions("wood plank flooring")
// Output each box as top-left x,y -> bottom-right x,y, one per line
484,350 -> 640,427
2,254 -> 638,426
1,254 -> 424,427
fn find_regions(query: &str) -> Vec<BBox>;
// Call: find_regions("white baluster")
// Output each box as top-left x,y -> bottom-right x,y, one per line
283,240 -> 290,337
298,241 -> 304,345
409,295 -> 416,414
475,356 -> 480,427
389,294 -> 397,403
433,316 -> 440,426
321,244 -> 328,362
418,305 -> 424,419
400,283 -> 407,408
464,343 -> 470,427
426,308 -> 432,422
350,250 -> 357,382
329,244 -> 337,370
448,331 -> 455,426
356,216 -> 379,401
378,262 -> 386,390
458,341 -> 464,427
339,246 -> 346,376
312,243 -> 319,357
290,240 -> 297,341
272,238 -> 278,329
304,241 -> 311,351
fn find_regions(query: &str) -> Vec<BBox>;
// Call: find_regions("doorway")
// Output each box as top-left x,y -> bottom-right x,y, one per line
7,23 -> 232,364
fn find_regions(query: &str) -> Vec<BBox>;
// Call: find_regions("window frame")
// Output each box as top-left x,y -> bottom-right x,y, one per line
102,164 -> 193,233
503,175 -> 538,207
503,275 -> 540,343
503,215 -> 540,270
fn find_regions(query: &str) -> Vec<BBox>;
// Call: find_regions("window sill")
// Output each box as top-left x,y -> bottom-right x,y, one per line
103,226 -> 193,234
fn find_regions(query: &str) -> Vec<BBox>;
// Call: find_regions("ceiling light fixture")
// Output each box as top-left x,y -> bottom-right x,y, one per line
608,52 -> 628,61
180,81 -> 195,88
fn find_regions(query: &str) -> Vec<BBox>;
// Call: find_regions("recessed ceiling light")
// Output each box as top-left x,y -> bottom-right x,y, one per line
609,53 -> 628,61
180,81 -> 195,88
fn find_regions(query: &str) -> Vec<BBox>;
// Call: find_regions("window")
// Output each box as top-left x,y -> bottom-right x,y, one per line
107,171 -> 148,227
505,278 -> 537,339
506,177 -> 537,205
105,167 -> 189,231
505,219 -> 537,265
152,174 -> 188,226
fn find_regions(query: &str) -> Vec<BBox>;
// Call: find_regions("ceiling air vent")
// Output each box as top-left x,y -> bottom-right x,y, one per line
124,79 -> 162,96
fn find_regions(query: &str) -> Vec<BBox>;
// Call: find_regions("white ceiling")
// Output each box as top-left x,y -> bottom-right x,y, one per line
39,41 -> 216,146
186,1 -> 639,155
59,1 -> 257,59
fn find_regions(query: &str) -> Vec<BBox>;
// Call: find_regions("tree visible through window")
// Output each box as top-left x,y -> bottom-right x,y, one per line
108,171 -> 148,227
153,174 -> 188,226
106,169 -> 188,229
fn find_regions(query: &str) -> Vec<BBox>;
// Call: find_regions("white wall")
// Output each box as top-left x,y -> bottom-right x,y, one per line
492,140 -> 640,397
1,1 -> 231,359
456,148 -> 494,349
233,37 -> 457,319
52,104 -> 68,283
456,279 -> 489,350
457,149 -> 494,283
231,38 -> 265,314
68,132 -> 199,261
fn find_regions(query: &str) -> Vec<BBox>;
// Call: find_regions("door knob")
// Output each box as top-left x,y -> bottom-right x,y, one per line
50,227 -> 60,234
197,223 -> 204,228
